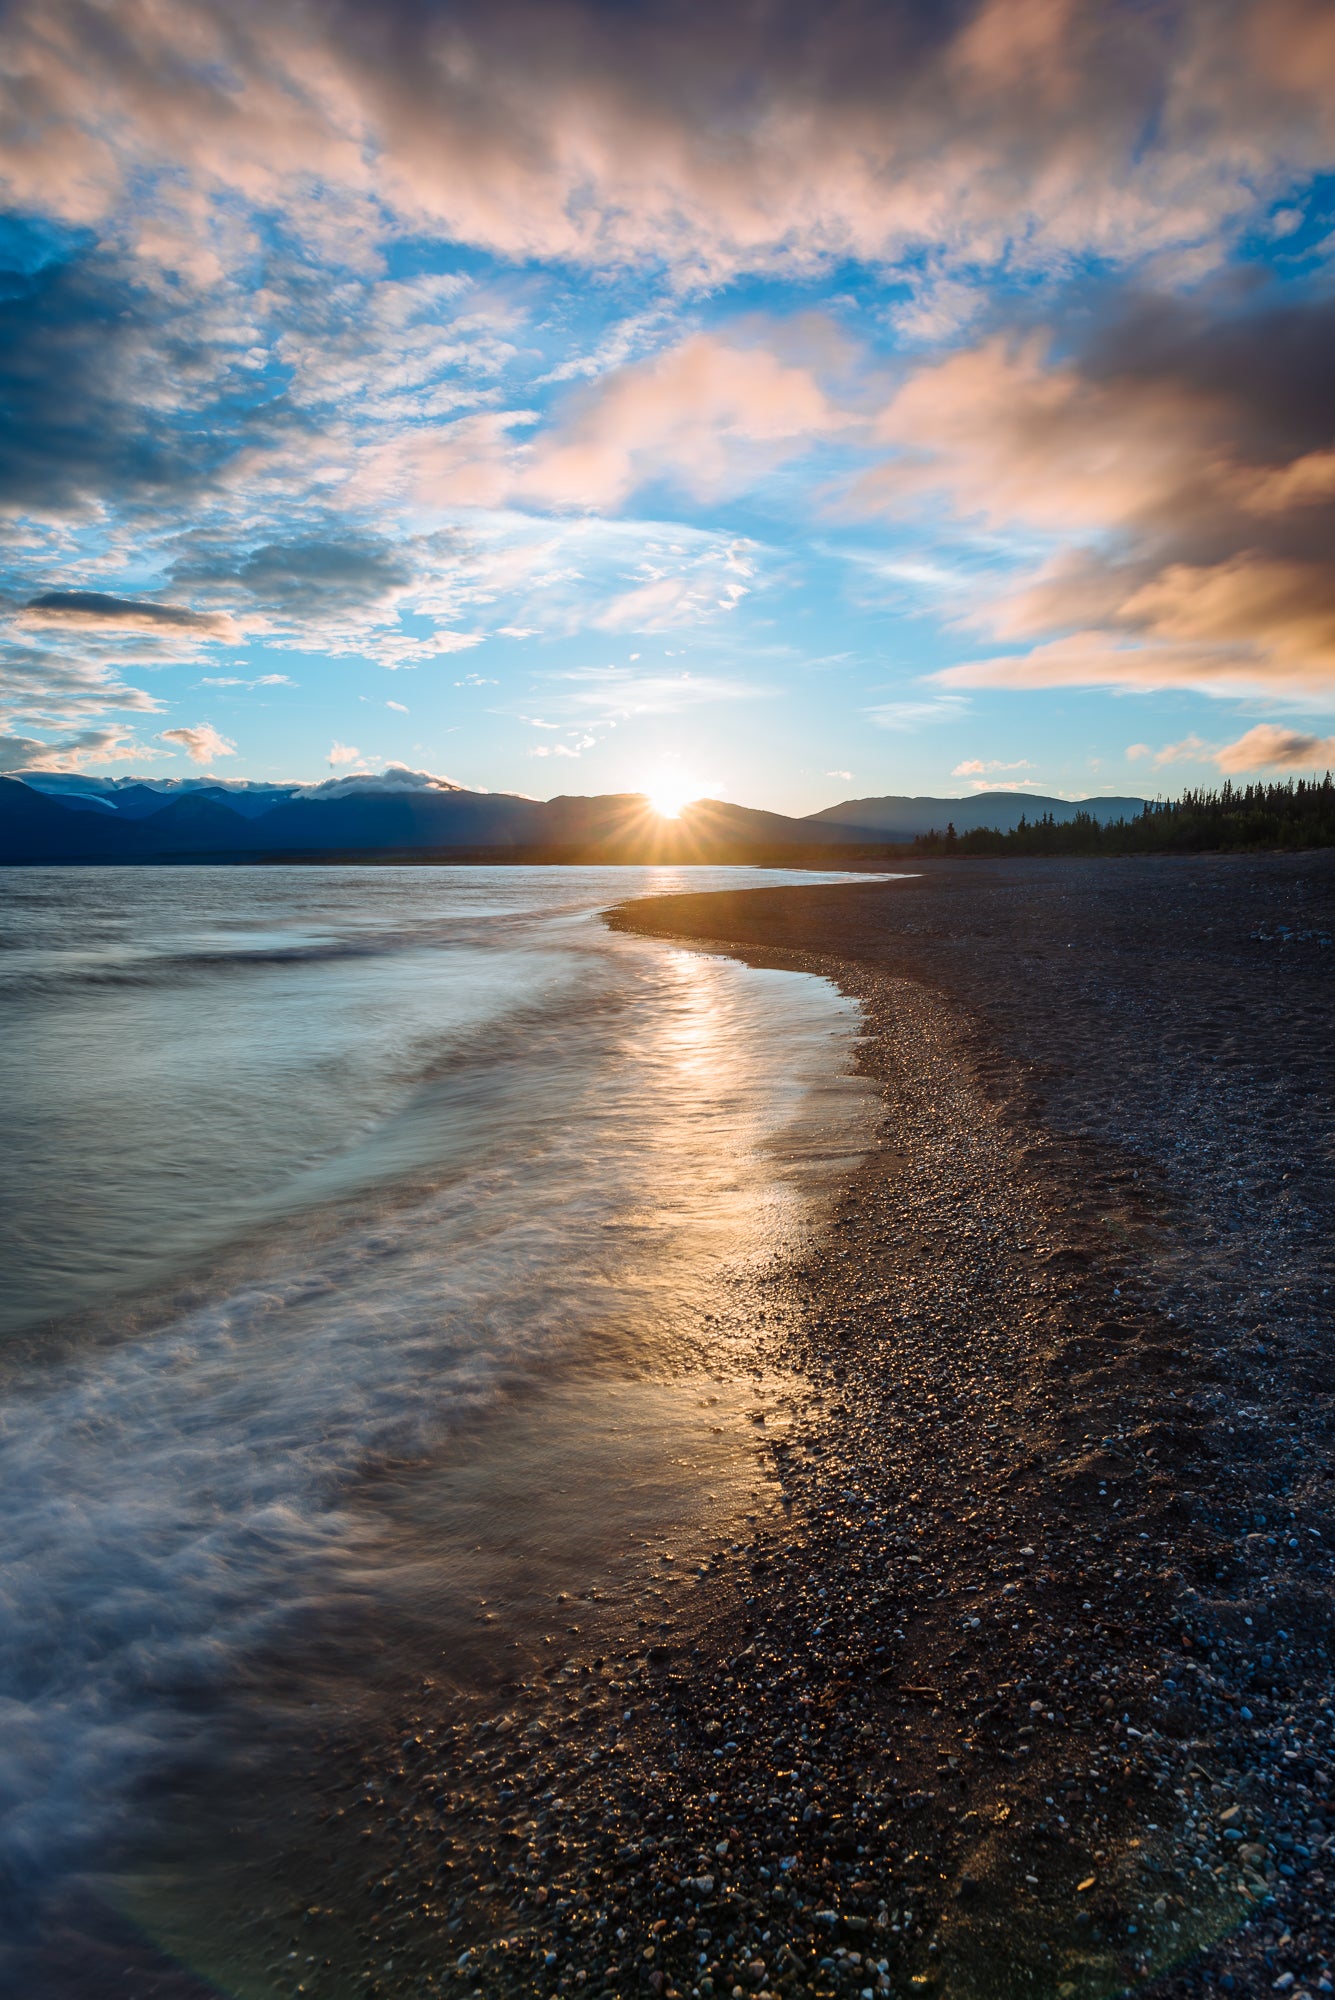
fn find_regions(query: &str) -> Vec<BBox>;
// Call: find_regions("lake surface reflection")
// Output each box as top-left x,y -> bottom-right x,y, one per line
0,864 -> 881,1989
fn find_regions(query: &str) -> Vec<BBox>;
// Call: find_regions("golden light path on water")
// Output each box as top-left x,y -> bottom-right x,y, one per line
0,864 -> 882,1997
4,866 -> 1240,2000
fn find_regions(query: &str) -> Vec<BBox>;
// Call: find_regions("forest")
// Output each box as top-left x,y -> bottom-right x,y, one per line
911,775 -> 1335,856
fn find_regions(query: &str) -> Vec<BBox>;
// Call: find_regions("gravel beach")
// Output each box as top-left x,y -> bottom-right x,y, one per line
204,855 -> 1333,2000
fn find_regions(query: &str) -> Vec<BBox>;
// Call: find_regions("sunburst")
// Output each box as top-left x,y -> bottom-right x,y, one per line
644,775 -> 704,819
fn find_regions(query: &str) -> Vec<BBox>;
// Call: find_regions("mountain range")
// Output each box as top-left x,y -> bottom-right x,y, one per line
0,769 -> 1148,865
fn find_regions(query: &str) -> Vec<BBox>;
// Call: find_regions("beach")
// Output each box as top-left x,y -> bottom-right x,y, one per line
32,855 -> 1333,2000
601,856 -> 1334,2000
314,854 -> 1335,2000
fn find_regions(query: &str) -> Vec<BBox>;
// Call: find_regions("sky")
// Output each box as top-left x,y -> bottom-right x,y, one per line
3,0 -> 1335,814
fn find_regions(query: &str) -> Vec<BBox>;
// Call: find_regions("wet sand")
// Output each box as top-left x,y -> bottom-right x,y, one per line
73,856 -> 1333,2000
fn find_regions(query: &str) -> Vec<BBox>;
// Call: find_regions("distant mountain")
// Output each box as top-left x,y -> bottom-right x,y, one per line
213,785 -> 550,854
0,777 -> 149,860
534,794 -> 869,857
0,770 -> 1151,865
19,773 -> 302,813
804,790 -> 1147,839
0,774 -> 878,865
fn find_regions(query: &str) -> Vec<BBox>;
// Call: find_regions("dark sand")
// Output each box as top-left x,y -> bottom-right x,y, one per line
114,856 -> 1331,2000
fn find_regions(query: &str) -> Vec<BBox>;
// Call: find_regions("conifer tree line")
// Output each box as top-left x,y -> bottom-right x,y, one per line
910,775 -> 1335,857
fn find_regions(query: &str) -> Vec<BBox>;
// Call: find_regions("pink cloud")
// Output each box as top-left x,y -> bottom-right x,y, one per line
951,756 -> 1032,776
520,334 -> 848,509
1116,557 -> 1335,677
6,0 -> 1335,283
1214,723 -> 1335,773
159,722 -> 236,763
374,333 -> 844,517
860,297 -> 1335,701
937,633 -> 1259,694
1130,724 -> 1335,772
1144,734 -> 1215,766
863,334 -> 1226,534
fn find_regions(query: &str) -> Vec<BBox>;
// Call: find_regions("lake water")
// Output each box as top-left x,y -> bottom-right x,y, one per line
0,864 -> 881,1985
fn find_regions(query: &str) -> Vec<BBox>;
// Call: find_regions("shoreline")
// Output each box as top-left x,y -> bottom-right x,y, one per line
74,855 -> 1332,2000
592,855 -> 1335,2000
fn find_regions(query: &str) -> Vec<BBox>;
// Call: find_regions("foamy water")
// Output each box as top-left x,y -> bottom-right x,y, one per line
0,864 -> 879,1949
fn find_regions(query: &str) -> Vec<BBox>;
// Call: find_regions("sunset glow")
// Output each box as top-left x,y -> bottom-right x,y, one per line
644,778 -> 705,821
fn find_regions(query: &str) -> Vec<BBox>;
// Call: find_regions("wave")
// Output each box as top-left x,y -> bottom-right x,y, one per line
0,867 -> 878,1959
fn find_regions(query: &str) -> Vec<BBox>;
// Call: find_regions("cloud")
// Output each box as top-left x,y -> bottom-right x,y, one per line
271,271 -> 514,426
825,769 -> 852,780
370,329 -> 846,520
305,764 -> 462,796
327,740 -> 363,767
3,0 -> 1335,769
159,723 -> 236,763
0,637 -> 164,766
198,673 -> 294,687
19,591 -> 238,637
173,537 -> 416,620
591,569 -> 751,634
937,632 -> 1317,699
521,333 -> 847,509
951,757 -> 1032,776
0,234 -> 268,518
167,530 -> 482,666
420,631 -> 484,654
962,775 -> 1044,791
4,0 -> 1334,286
1215,724 -> 1335,772
538,665 -> 769,719
1140,734 -> 1214,766
410,514 -> 773,641
865,331 -> 1217,534
0,726 -> 148,772
585,534 -> 760,634
863,695 -> 969,730
1124,723 -> 1335,772
386,699 -> 409,712
869,295 -> 1335,701
0,589 -> 241,775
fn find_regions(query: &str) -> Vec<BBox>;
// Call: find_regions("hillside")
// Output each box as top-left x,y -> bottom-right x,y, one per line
0,776 -> 882,865
804,790 -> 1146,838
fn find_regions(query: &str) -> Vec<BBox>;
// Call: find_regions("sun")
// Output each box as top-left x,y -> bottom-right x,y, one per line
644,775 -> 703,819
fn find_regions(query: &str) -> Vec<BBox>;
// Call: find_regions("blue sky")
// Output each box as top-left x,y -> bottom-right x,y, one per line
3,0 -> 1335,813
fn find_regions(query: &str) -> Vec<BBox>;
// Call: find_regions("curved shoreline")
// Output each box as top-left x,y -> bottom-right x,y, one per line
84,856 -> 1331,2000
591,857 -> 1335,2000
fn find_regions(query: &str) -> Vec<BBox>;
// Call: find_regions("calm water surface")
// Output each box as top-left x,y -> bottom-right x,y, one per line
0,864 -> 881,1982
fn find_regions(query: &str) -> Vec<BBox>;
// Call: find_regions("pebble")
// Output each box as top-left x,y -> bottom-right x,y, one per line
310,859 -> 1335,2000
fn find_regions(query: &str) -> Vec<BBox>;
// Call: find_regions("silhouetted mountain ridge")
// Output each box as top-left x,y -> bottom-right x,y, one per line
0,773 -> 1149,864
803,790 -> 1146,838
